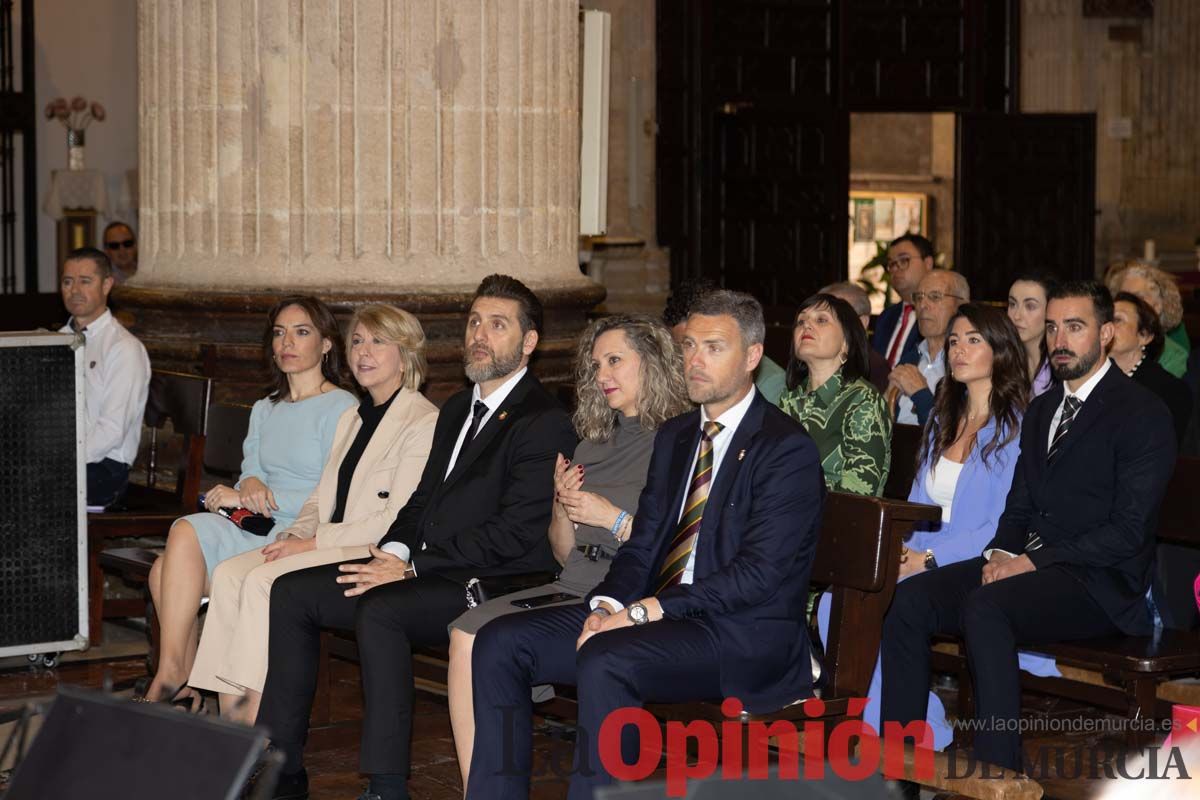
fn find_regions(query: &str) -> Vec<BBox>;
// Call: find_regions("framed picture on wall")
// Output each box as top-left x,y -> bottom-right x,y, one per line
848,191 -> 928,314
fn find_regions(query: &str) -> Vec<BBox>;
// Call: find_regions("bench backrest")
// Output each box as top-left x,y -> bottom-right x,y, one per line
142,370 -> 212,505
813,492 -> 940,699
883,423 -> 922,501
1158,456 -> 1200,548
203,403 -> 253,480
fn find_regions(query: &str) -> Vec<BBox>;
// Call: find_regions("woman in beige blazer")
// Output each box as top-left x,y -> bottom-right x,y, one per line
189,304 -> 439,723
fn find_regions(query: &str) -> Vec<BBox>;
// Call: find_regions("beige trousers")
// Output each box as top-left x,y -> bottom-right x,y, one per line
188,543 -> 369,695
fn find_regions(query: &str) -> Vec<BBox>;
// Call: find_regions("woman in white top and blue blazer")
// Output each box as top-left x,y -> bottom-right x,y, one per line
820,304 -> 1057,750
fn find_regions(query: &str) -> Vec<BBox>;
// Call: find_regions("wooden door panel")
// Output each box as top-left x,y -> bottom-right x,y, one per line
955,113 -> 1097,301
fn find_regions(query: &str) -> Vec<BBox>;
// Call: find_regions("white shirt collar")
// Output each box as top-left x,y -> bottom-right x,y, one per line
63,307 -> 113,334
917,338 -> 945,366
471,365 -> 528,412
699,382 -> 757,434
1064,357 -> 1111,403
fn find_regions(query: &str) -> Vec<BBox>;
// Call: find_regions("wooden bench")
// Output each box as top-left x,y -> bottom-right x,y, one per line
933,456 -> 1200,750
88,370 -> 211,643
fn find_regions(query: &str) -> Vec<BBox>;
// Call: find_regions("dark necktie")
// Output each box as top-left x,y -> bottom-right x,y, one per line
463,400 -> 489,445
656,420 -> 724,593
1047,395 -> 1082,463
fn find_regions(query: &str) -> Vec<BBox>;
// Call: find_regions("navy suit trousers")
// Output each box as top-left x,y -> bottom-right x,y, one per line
468,602 -> 722,800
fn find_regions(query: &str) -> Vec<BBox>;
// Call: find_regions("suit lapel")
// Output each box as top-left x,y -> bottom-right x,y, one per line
701,396 -> 764,540
665,415 -> 703,537
1046,366 -> 1118,469
441,373 -> 535,490
319,410 -> 359,522
343,391 -> 410,511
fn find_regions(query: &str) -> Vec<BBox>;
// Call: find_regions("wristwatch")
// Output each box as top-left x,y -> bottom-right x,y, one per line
923,550 -> 938,571
628,602 -> 649,625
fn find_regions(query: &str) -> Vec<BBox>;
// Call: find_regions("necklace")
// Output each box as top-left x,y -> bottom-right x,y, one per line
1126,351 -> 1146,377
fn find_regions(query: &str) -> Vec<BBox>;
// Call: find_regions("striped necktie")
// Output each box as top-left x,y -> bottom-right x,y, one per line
656,420 -> 724,593
1047,395 -> 1081,463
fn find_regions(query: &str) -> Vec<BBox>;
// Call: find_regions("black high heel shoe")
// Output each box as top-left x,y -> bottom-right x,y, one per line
132,682 -> 206,713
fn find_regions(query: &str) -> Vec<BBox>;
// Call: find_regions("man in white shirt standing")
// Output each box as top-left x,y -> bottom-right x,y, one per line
467,290 -> 826,800
59,247 -> 151,508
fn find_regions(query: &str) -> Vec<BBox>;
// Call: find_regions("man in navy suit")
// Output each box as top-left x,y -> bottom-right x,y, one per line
467,290 -> 826,800
880,281 -> 1177,774
872,233 -> 934,369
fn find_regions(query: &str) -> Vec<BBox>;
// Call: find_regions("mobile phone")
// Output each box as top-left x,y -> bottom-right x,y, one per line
510,592 -> 576,609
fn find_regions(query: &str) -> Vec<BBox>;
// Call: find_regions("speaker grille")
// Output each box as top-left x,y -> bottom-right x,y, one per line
0,342 -> 81,648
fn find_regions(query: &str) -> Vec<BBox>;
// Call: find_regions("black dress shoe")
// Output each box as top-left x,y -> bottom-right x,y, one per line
242,765 -> 308,800
354,794 -> 382,800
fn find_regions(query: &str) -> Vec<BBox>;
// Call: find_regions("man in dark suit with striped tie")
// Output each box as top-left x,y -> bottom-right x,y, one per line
879,281 -> 1177,776
466,290 -> 826,800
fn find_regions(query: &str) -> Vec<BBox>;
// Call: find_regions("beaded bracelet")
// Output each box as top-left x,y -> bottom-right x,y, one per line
610,510 -> 628,540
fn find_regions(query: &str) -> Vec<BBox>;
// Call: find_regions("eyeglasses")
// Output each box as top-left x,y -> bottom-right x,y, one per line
886,255 -> 912,272
105,239 -> 135,250
912,291 -> 964,304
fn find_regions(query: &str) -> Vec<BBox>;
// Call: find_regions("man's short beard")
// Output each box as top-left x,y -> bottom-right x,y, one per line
1051,339 -> 1103,382
464,343 -> 524,384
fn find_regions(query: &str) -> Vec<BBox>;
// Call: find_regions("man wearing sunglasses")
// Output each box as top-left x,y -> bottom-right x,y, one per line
102,221 -> 138,284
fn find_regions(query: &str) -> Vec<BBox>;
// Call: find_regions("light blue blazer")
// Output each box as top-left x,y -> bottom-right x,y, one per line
906,417 -> 1019,567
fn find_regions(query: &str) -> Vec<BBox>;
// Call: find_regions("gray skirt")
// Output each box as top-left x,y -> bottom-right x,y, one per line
449,580 -> 585,635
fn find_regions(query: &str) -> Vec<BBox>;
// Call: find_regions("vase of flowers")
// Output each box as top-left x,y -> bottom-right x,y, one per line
45,96 -> 106,171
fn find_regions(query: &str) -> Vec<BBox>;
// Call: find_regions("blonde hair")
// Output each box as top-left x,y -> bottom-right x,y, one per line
572,314 -> 692,443
1106,261 -> 1183,330
346,304 -> 428,391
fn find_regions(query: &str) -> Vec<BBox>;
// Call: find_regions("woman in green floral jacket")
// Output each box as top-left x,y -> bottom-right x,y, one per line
778,293 -> 892,496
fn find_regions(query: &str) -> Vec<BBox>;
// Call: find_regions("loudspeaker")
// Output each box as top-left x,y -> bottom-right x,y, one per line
4,687 -> 267,800
0,331 -> 88,661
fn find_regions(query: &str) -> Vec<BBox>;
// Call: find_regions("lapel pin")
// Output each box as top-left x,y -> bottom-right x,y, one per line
498,410 -> 508,421
737,449 -> 746,461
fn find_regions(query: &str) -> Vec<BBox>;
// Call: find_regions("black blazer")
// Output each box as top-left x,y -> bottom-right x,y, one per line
1132,360 -> 1192,445
588,391 -> 826,713
985,364 -> 1177,635
379,371 -> 577,576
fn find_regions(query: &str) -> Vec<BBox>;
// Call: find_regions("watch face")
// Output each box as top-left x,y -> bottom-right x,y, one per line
630,603 -> 647,623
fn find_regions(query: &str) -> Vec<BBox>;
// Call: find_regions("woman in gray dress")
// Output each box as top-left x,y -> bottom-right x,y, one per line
446,314 -> 691,786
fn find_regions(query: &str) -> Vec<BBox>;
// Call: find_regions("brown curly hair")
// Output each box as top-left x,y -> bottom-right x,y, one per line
572,314 -> 691,442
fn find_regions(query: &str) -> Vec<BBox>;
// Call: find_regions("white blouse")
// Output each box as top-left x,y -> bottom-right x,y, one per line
925,456 -> 964,524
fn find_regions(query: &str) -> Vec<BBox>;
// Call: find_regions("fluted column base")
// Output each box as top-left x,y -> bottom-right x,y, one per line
115,280 -> 605,406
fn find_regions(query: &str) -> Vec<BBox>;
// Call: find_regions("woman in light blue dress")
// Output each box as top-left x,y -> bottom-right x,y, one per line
818,304 -> 1057,750
141,296 -> 357,706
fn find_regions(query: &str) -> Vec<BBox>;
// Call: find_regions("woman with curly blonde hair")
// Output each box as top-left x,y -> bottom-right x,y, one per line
444,313 -> 690,786
1107,261 -> 1189,377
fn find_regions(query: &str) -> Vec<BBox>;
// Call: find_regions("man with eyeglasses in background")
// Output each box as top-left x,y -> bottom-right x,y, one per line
102,221 -> 138,284
889,269 -> 969,425
872,234 -> 935,370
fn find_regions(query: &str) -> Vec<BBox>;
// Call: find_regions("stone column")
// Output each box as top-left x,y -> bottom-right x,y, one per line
124,0 -> 602,401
